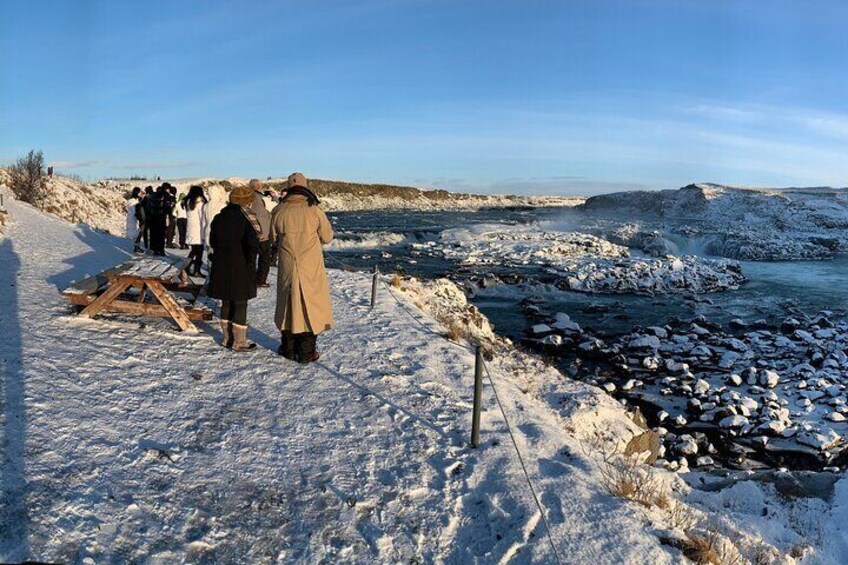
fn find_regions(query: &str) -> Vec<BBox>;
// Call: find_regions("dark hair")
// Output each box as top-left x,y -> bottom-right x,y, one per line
168,186 -> 177,195
144,186 -> 153,194
183,185 -> 208,211
131,187 -> 142,198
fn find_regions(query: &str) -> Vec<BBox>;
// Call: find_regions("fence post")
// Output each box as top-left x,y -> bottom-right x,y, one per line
0,193 -> 5,211
471,344 -> 484,448
370,264 -> 379,310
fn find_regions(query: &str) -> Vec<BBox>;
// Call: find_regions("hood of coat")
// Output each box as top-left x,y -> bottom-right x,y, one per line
206,184 -> 228,208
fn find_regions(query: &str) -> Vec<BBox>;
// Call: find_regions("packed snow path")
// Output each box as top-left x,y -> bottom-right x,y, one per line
0,195 -> 681,563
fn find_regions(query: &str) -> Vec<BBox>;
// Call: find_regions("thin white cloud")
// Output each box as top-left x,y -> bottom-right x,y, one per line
685,101 -> 848,140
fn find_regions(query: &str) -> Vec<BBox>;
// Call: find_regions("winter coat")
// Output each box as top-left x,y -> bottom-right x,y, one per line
271,195 -> 334,334
164,192 -> 177,216
126,197 -> 140,239
206,204 -> 259,302
184,197 -> 205,246
174,193 -> 187,220
250,191 -> 273,241
203,185 -> 228,245
145,191 -> 169,219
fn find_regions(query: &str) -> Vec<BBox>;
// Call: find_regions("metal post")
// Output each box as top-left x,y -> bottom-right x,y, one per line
471,344 -> 484,448
370,264 -> 379,310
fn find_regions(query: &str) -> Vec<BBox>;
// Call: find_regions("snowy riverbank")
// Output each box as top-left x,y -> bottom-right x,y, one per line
3,189 -> 843,562
0,169 -> 581,239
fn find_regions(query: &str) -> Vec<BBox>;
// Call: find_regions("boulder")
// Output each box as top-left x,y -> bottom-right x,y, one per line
624,429 -> 661,464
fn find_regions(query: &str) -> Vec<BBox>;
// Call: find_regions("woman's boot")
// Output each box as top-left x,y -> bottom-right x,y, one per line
232,324 -> 257,352
220,320 -> 233,348
278,331 -> 296,360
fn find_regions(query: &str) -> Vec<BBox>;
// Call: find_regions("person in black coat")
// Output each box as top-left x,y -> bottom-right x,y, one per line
145,184 -> 170,255
140,185 -> 153,250
207,186 -> 261,352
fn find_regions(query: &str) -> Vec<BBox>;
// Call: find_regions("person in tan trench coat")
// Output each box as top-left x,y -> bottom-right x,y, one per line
271,172 -> 334,363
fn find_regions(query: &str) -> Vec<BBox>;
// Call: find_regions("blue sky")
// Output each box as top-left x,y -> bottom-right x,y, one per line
2,1 -> 848,195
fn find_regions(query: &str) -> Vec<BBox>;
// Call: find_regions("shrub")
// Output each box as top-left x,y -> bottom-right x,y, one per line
9,150 -> 50,205
595,450 -> 663,507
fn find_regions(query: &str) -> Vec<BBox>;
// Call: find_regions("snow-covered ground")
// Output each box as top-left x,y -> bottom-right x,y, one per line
581,183 -> 848,261
3,188 -> 848,563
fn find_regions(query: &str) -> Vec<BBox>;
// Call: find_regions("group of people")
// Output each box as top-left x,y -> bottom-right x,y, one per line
125,173 -> 334,363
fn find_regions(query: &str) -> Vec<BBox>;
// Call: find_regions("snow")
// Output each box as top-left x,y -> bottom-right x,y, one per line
582,182 -> 848,261
0,190 -> 677,563
2,187 -> 842,563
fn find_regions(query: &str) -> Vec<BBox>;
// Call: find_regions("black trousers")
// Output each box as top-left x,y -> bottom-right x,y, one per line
166,215 -> 177,246
220,300 -> 247,325
257,239 -> 272,284
177,218 -> 187,248
188,244 -> 204,274
280,331 -> 316,359
149,217 -> 167,255
134,221 -> 147,248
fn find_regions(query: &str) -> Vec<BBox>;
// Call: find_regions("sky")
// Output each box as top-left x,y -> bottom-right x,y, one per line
2,0 -> 848,195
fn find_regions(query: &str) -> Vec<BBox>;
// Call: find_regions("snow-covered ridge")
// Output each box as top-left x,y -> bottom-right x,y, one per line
581,182 -> 848,261
0,169 -> 581,238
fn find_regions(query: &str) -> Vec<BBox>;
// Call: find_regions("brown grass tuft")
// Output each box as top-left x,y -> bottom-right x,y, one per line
681,533 -> 721,565
445,324 -> 463,342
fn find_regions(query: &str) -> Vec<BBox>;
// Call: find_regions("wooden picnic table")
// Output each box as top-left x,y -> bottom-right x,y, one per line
62,255 -> 213,332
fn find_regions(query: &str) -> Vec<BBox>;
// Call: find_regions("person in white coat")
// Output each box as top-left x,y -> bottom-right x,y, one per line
126,187 -> 143,253
174,189 -> 188,249
202,184 -> 228,261
182,185 -> 208,276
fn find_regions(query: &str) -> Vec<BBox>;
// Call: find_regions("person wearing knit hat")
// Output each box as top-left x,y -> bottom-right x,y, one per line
206,185 -> 261,352
270,171 -> 334,363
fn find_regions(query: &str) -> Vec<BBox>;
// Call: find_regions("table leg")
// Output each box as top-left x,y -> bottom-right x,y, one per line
146,279 -> 197,332
79,278 -> 134,319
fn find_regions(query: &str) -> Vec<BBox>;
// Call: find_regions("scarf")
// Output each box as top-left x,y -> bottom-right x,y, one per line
240,205 -> 262,238
283,186 -> 321,206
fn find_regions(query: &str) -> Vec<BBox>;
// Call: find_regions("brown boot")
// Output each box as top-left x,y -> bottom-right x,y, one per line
220,320 -> 233,348
231,324 -> 257,352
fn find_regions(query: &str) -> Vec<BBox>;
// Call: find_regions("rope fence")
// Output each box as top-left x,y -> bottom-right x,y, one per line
322,251 -> 564,565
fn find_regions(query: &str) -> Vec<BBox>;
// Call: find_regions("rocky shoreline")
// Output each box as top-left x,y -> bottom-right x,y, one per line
522,305 -> 848,473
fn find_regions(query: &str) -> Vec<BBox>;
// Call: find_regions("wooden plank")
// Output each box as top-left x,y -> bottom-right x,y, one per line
65,293 -> 212,320
64,260 -> 136,295
119,257 -> 149,276
145,279 -> 197,332
78,278 -> 133,319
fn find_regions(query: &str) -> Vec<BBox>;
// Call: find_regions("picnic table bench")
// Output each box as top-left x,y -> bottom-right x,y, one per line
62,255 -> 213,332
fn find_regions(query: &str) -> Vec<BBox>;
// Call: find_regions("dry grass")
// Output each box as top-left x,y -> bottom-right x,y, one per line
667,497 -> 698,531
595,449 -> 664,507
752,542 -> 780,565
445,323 -> 463,342
390,273 -> 402,288
680,532 -> 722,564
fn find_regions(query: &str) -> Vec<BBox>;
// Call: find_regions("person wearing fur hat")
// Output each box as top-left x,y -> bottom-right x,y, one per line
270,172 -> 334,363
207,185 -> 261,352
